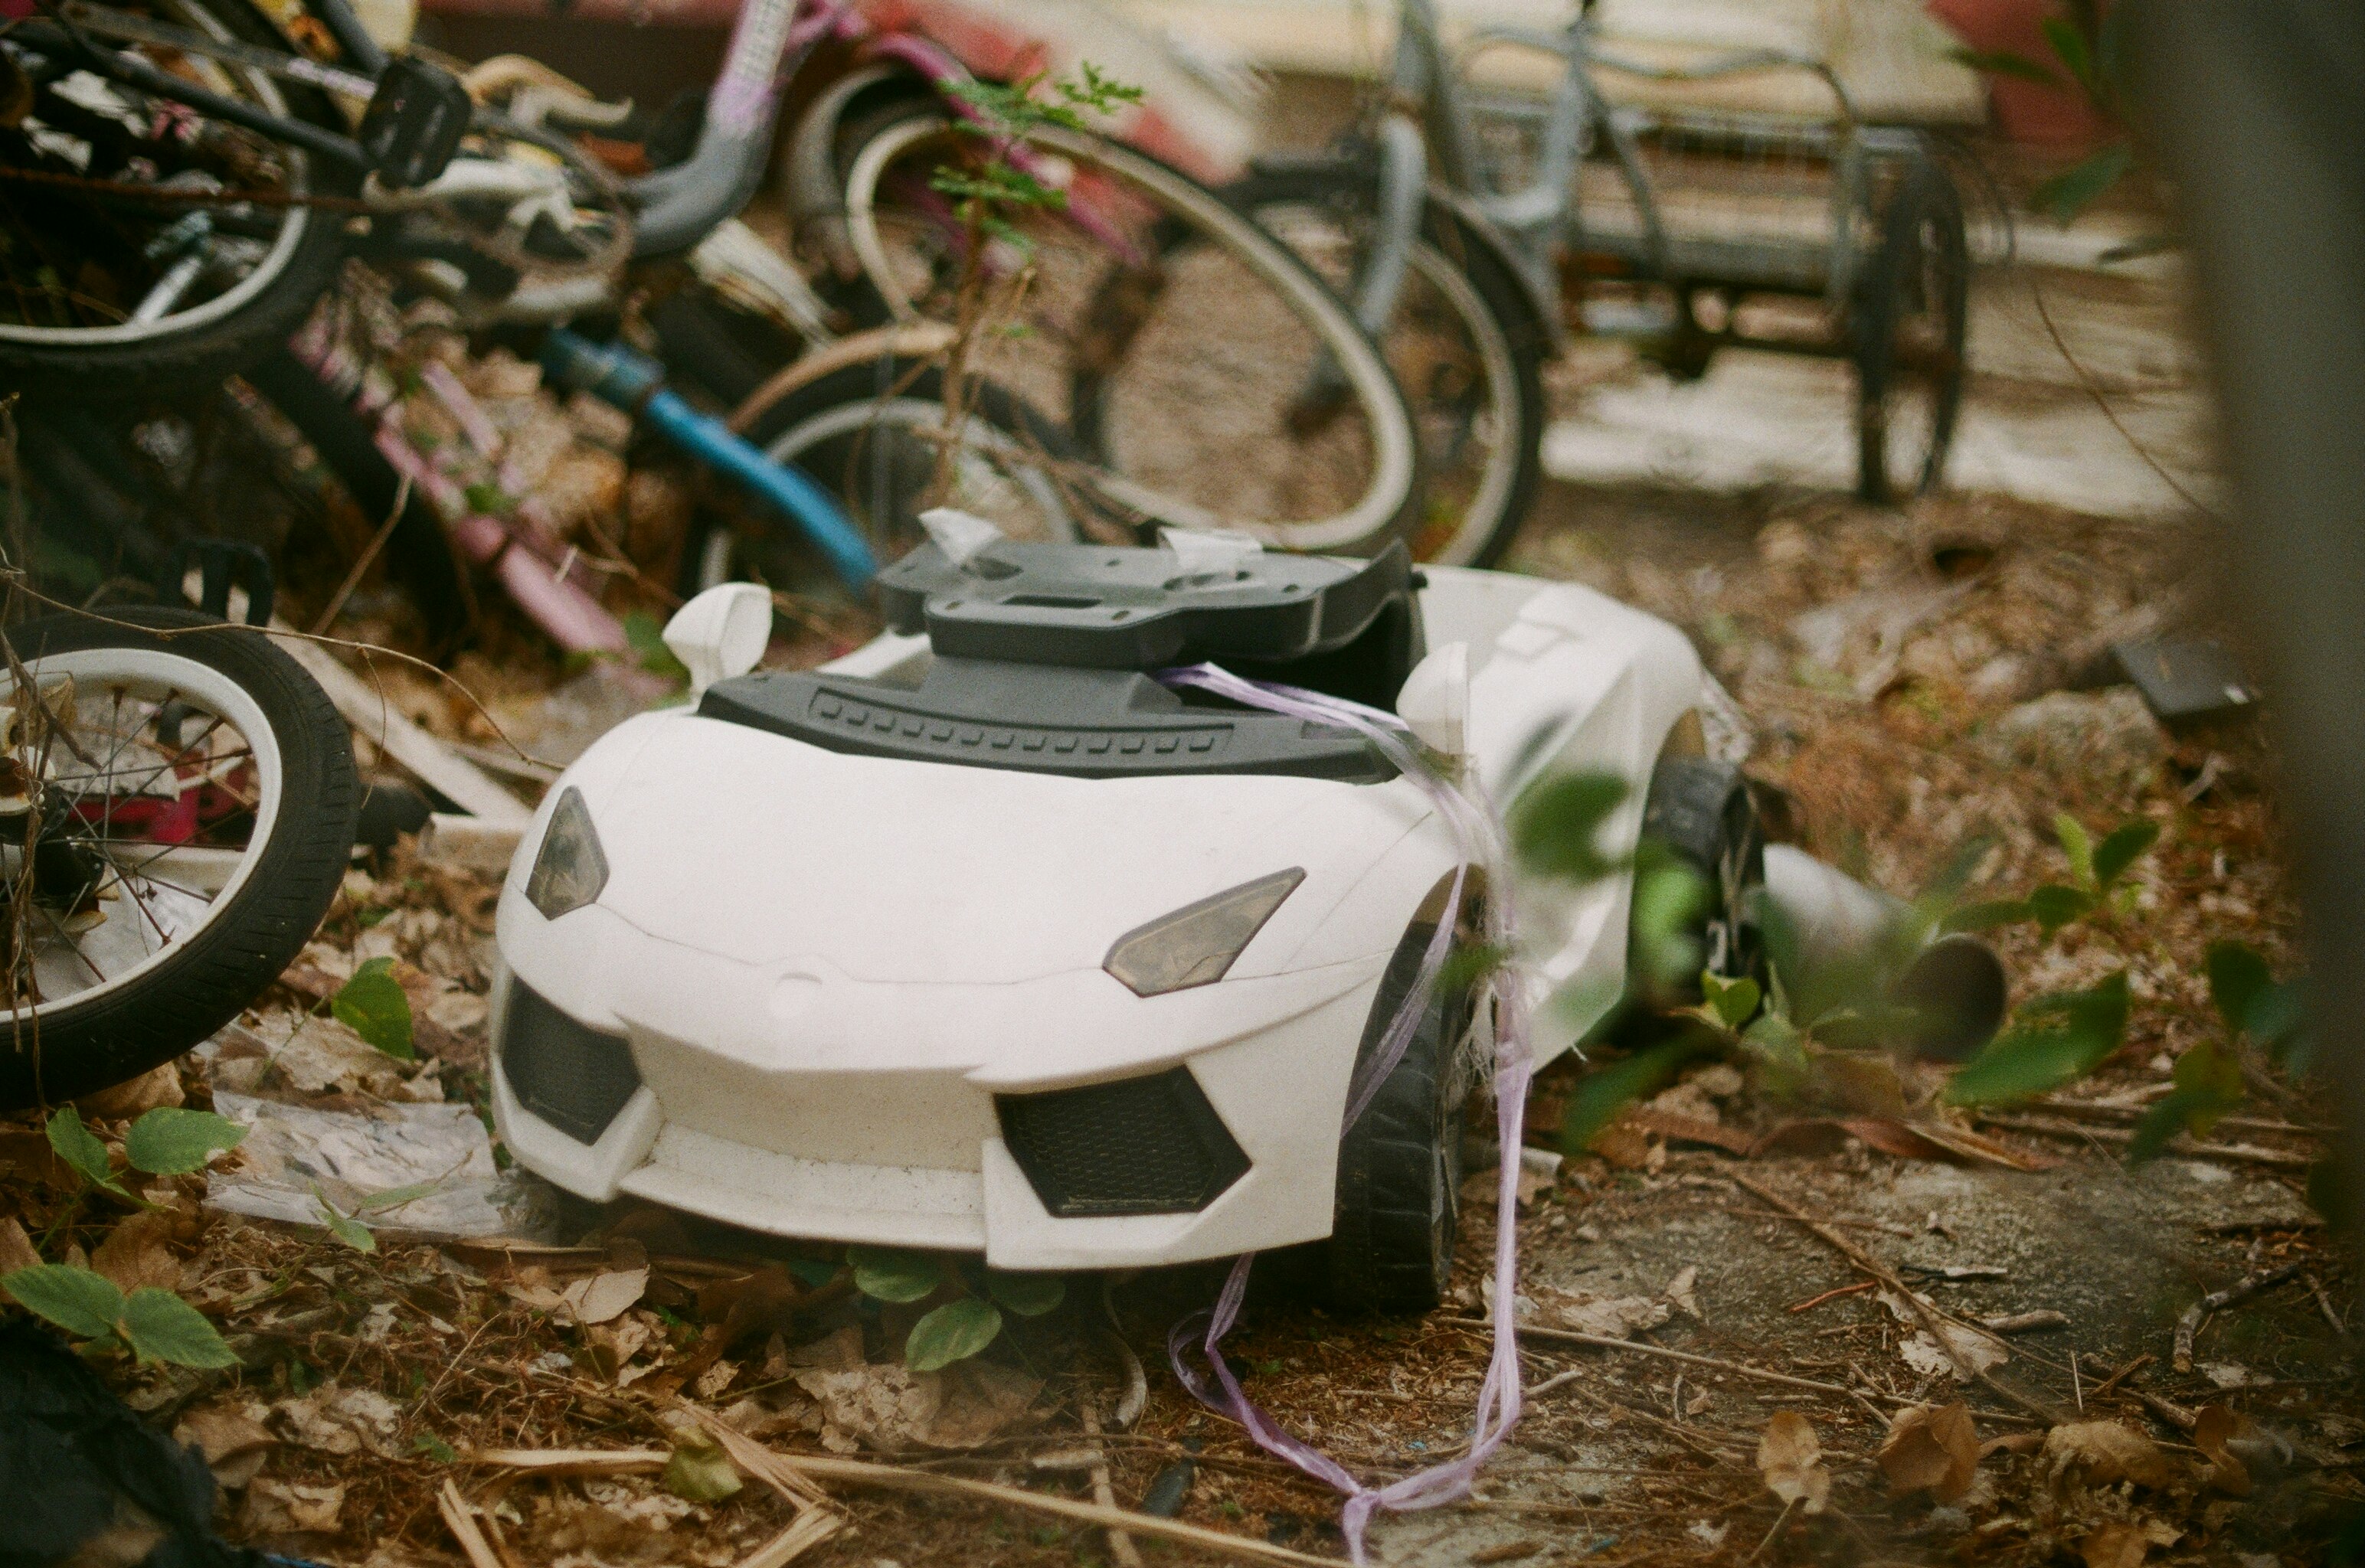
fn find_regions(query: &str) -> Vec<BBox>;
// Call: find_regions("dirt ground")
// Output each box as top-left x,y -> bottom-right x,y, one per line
4,113 -> 2354,1568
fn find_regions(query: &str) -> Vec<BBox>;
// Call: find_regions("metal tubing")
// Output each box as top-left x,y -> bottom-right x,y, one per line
1355,112 -> 1428,339
1760,844 -> 2007,1061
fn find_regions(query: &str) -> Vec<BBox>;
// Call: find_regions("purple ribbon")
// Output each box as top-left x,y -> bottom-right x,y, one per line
1155,665 -> 1535,1563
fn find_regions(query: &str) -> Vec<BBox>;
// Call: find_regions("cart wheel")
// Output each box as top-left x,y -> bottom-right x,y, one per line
1631,754 -> 1765,1008
1326,916 -> 1474,1315
1853,158 -> 1970,505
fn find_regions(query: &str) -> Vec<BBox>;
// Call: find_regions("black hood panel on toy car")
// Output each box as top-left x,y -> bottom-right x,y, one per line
698,658 -> 1396,782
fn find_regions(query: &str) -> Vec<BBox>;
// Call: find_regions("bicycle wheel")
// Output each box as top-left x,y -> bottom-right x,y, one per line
1853,157 -> 1969,505
0,607 -> 358,1109
0,0 -> 356,400
829,102 -> 1424,554
1227,166 -> 1548,567
685,357 -> 1081,603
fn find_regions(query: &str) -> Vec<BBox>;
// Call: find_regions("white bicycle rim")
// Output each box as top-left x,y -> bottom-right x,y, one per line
842,116 -> 1420,554
1,645 -> 284,1016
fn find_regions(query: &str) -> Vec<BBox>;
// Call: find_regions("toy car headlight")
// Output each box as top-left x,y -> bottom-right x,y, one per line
1103,869 -> 1304,997
525,787 -> 608,919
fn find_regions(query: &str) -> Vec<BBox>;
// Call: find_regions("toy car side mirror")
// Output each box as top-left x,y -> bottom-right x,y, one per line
664,583 -> 772,697
1397,641 -> 1470,756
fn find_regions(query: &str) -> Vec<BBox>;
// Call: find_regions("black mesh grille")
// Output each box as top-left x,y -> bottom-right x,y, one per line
500,982 -> 640,1145
997,1068 -> 1248,1217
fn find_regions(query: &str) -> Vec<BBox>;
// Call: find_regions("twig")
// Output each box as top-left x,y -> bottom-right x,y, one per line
1444,1317 -> 1906,1405
1082,1403 -> 1143,1568
312,470 -> 411,635
1748,1496 -> 1799,1563
2174,1261 -> 2304,1371
1728,1173 -> 2062,1424
436,1480 -> 503,1568
1974,1113 -> 2313,1171
2085,1353 -> 2152,1400
733,1513 -> 843,1568
1787,1282 -> 1879,1315
2310,1274 -> 2347,1334
2024,1098 -> 2331,1138
689,1406 -> 1336,1567
2028,278 -> 2224,523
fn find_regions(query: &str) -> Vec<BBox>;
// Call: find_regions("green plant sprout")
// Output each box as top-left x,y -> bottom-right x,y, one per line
844,1243 -> 1067,1370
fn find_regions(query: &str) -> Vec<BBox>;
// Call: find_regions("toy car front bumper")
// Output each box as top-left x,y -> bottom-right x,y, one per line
490,901 -> 1389,1269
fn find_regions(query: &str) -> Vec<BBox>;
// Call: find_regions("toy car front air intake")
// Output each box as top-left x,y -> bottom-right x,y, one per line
501,982 -> 640,1145
996,1069 -> 1249,1217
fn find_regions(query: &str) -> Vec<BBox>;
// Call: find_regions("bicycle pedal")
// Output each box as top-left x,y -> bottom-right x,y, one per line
359,54 -> 473,189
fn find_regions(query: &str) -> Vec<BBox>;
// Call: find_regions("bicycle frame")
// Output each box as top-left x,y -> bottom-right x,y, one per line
1349,0 -> 1879,338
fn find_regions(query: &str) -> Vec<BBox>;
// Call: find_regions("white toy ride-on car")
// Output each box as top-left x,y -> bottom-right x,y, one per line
489,534 -> 1755,1312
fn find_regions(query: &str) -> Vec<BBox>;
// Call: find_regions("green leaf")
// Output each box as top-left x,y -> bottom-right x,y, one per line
1917,835 -> 1998,908
1943,972 -> 2129,1106
2025,884 -> 2094,933
462,480 -> 512,516
2031,142 -> 2134,224
352,1178 -> 447,1217
1509,773 -> 1629,884
310,1185 -> 378,1253
1700,971 -> 1761,1031
414,1433 -> 459,1464
905,1297 -> 1003,1371
1628,854 -> 1709,993
662,1438 -> 743,1502
848,1246 -> 942,1303
1948,45 -> 2062,85
46,1106 -> 123,1193
124,1107 -> 246,1176
117,1286 -> 237,1368
333,957 -> 415,1060
622,610 -> 691,681
986,1272 -> 1066,1318
2128,1040 -> 2246,1165
2092,820 -> 2160,889
3,1263 -> 125,1338
1739,1010 -> 1811,1096
2053,813 -> 2095,890
2205,941 -> 2273,1038
2040,14 -> 2096,89
1942,898 -> 2031,934
1558,1037 -> 1706,1155
2249,980 -> 2311,1073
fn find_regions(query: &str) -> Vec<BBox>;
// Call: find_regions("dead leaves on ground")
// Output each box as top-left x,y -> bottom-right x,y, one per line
1878,1401 -> 1980,1501
1756,1412 -> 1830,1514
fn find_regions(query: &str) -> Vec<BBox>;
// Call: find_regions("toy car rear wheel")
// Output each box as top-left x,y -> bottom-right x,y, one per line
1633,753 -> 1765,1006
1326,918 -> 1473,1315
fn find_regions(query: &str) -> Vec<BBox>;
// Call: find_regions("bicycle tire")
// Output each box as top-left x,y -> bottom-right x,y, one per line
1853,156 -> 1971,505
0,607 -> 358,1109
827,100 -> 1426,555
691,356 -> 1082,597
1225,166 -> 1549,568
0,0 -> 358,401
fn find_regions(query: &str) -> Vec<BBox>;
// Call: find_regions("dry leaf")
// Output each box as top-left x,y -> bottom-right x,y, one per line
792,1358 -> 1042,1452
1663,1266 -> 1702,1321
0,1216 -> 40,1285
273,1384 -> 404,1459
242,1478 -> 346,1535
1880,1291 -> 2010,1380
75,1063 -> 185,1120
1879,1403 -> 1979,1501
2043,1421 -> 2173,1491
561,1266 -> 649,1326
2192,1403 -> 2253,1496
2079,1521 -> 2150,1568
175,1403 -> 276,1491
1528,1284 -> 1670,1340
1590,1123 -> 1652,1170
692,1357 -> 740,1400
1756,1412 -> 1830,1514
90,1211 -> 182,1294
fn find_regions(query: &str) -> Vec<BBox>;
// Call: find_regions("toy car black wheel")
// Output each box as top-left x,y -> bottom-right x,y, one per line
1326,917 -> 1474,1315
0,608 -> 357,1109
1634,753 -> 1765,1004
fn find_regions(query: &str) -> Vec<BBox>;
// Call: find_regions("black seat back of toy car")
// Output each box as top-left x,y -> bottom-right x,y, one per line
875,538 -> 1424,711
